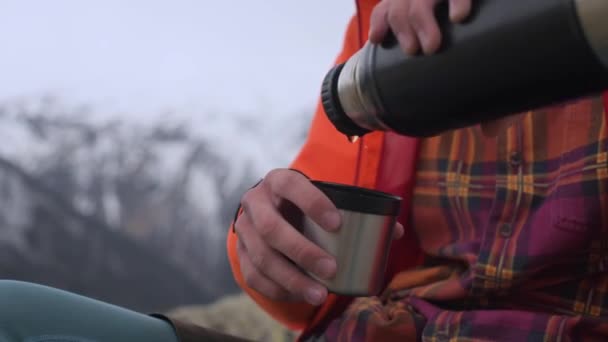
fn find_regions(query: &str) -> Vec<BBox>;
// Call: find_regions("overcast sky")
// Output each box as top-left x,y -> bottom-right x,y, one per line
0,1 -> 355,119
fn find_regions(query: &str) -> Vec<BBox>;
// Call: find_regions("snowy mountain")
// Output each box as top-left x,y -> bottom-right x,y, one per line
0,96 -> 312,312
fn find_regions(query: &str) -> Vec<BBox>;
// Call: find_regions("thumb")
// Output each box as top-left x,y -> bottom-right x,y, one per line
392,221 -> 405,240
449,0 -> 473,23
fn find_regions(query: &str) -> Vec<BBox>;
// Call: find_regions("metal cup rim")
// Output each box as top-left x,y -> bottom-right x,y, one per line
311,180 -> 402,216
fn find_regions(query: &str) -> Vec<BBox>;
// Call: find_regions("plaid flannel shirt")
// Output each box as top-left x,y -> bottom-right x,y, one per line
320,96 -> 608,341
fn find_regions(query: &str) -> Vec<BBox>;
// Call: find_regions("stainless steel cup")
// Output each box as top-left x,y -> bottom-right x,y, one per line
300,180 -> 402,296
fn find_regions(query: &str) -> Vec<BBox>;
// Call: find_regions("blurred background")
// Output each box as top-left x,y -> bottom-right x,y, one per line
0,1 -> 354,340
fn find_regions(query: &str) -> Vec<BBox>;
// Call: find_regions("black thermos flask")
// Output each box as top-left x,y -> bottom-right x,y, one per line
321,0 -> 608,138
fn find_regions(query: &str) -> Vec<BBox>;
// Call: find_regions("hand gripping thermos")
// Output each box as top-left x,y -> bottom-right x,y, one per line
321,0 -> 608,138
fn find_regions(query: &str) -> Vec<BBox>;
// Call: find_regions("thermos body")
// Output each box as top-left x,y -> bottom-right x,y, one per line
321,0 -> 608,138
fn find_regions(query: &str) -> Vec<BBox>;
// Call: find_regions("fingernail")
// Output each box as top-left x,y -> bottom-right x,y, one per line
305,286 -> 325,305
393,228 -> 404,240
418,31 -> 428,52
322,211 -> 341,230
405,40 -> 417,55
397,33 -> 417,56
315,258 -> 337,279
450,6 -> 467,23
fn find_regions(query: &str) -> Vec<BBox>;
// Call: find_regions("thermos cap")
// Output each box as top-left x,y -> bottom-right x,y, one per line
320,63 -> 371,138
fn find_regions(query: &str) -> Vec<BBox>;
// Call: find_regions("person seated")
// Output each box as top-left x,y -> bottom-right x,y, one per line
226,0 -> 608,341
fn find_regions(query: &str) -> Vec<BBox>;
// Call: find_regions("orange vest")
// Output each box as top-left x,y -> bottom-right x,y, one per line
226,0 -> 608,339
226,1 -> 423,337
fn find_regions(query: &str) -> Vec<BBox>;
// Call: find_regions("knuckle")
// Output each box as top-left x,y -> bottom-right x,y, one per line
234,215 -> 246,233
249,250 -> 270,270
236,238 -> 246,256
371,2 -> 387,21
407,6 -> 421,26
242,267 -> 259,288
390,0 -> 410,18
256,216 -> 280,240
307,192 -> 330,213
289,242 -> 310,266
283,273 -> 304,294
270,170 -> 294,195
387,9 -> 404,28
240,188 -> 256,206
265,168 -> 283,180
409,2 -> 432,28
265,168 -> 286,189
370,4 -> 380,18
267,286 -> 288,300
